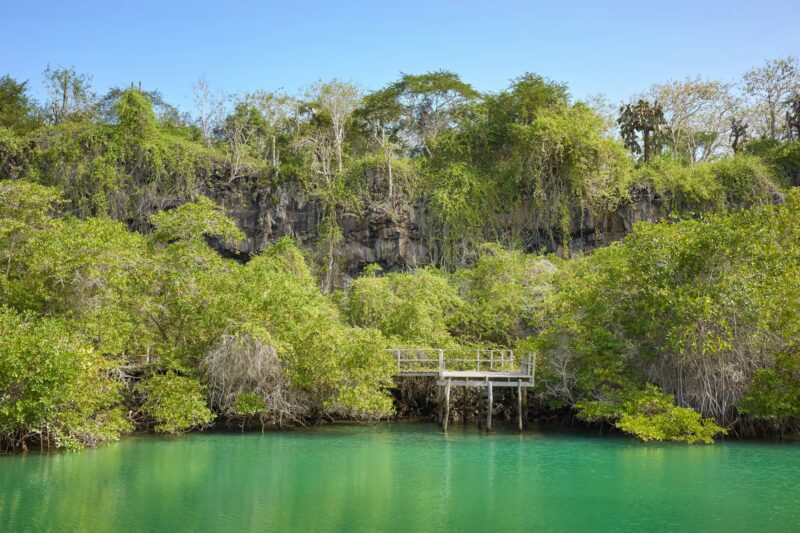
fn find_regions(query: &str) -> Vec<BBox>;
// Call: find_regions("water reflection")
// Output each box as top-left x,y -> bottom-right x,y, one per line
1,423 -> 799,532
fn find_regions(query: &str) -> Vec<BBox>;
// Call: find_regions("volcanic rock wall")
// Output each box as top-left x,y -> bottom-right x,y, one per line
208,178 -> 663,274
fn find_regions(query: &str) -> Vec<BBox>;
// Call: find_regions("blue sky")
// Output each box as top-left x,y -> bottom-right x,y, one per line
3,0 -> 799,113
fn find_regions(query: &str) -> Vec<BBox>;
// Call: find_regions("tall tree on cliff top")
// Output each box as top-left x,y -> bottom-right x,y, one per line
357,89 -> 405,199
649,77 -> 738,163
374,71 -> 478,157
743,56 -> 799,140
0,75 -> 37,133
43,65 -> 96,124
482,72 -> 569,154
296,80 -> 361,292
192,77 -> 225,145
219,98 -> 270,181
310,79 -> 360,174
247,90 -> 303,177
786,92 -> 800,140
618,99 -> 665,163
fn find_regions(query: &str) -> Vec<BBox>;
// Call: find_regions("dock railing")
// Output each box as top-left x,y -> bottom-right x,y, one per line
520,352 -> 536,380
389,348 -> 535,376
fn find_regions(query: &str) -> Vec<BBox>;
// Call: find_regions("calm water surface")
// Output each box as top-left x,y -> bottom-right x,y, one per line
1,422 -> 799,533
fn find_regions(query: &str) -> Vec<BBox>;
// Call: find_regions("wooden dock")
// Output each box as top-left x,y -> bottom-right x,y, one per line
389,348 -> 536,433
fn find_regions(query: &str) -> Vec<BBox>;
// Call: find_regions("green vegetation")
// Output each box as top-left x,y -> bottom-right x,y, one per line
0,307 -> 130,451
577,386 -> 724,444
1,57 -> 800,450
534,190 -> 800,440
137,372 -> 214,434
340,193 -> 800,442
640,154 -> 779,215
0,182 -> 394,449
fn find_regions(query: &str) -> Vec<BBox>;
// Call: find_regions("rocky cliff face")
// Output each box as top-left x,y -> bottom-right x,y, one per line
562,186 -> 664,254
207,179 -> 431,272
207,178 -> 663,274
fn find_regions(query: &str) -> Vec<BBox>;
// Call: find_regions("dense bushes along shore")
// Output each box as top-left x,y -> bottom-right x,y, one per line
1,181 -> 799,449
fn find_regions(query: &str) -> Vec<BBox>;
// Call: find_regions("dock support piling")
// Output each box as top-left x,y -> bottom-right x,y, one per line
522,387 -> 529,429
477,386 -> 484,432
443,379 -> 451,432
486,382 -> 493,433
437,384 -> 442,423
462,386 -> 468,424
517,382 -> 523,433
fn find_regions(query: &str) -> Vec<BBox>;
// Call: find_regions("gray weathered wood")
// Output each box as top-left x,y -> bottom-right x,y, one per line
390,348 -> 537,434
437,384 -> 443,423
438,380 -> 535,388
442,370 -> 531,379
523,386 -> 529,429
462,386 -> 468,424
486,381 -> 493,433
443,379 -> 451,432
477,385 -> 484,431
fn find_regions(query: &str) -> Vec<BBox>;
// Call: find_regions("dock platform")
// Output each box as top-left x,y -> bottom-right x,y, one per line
389,348 -> 536,433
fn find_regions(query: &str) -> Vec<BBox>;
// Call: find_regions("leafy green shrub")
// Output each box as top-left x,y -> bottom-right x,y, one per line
711,155 -> 779,207
450,245 -> 555,346
243,238 -> 395,418
640,156 -> 720,213
0,127 -> 28,178
751,140 -> 800,188
151,195 -> 244,244
344,266 -> 462,347
137,372 -> 215,433
739,352 -> 800,420
114,89 -> 157,140
578,385 -> 725,444
234,392 -> 268,416
640,154 -> 779,215
0,307 -> 130,450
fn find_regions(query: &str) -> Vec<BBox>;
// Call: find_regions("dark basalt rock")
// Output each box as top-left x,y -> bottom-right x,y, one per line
205,175 -> 664,275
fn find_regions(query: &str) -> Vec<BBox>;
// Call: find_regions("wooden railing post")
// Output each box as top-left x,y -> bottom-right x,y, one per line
438,349 -> 444,375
